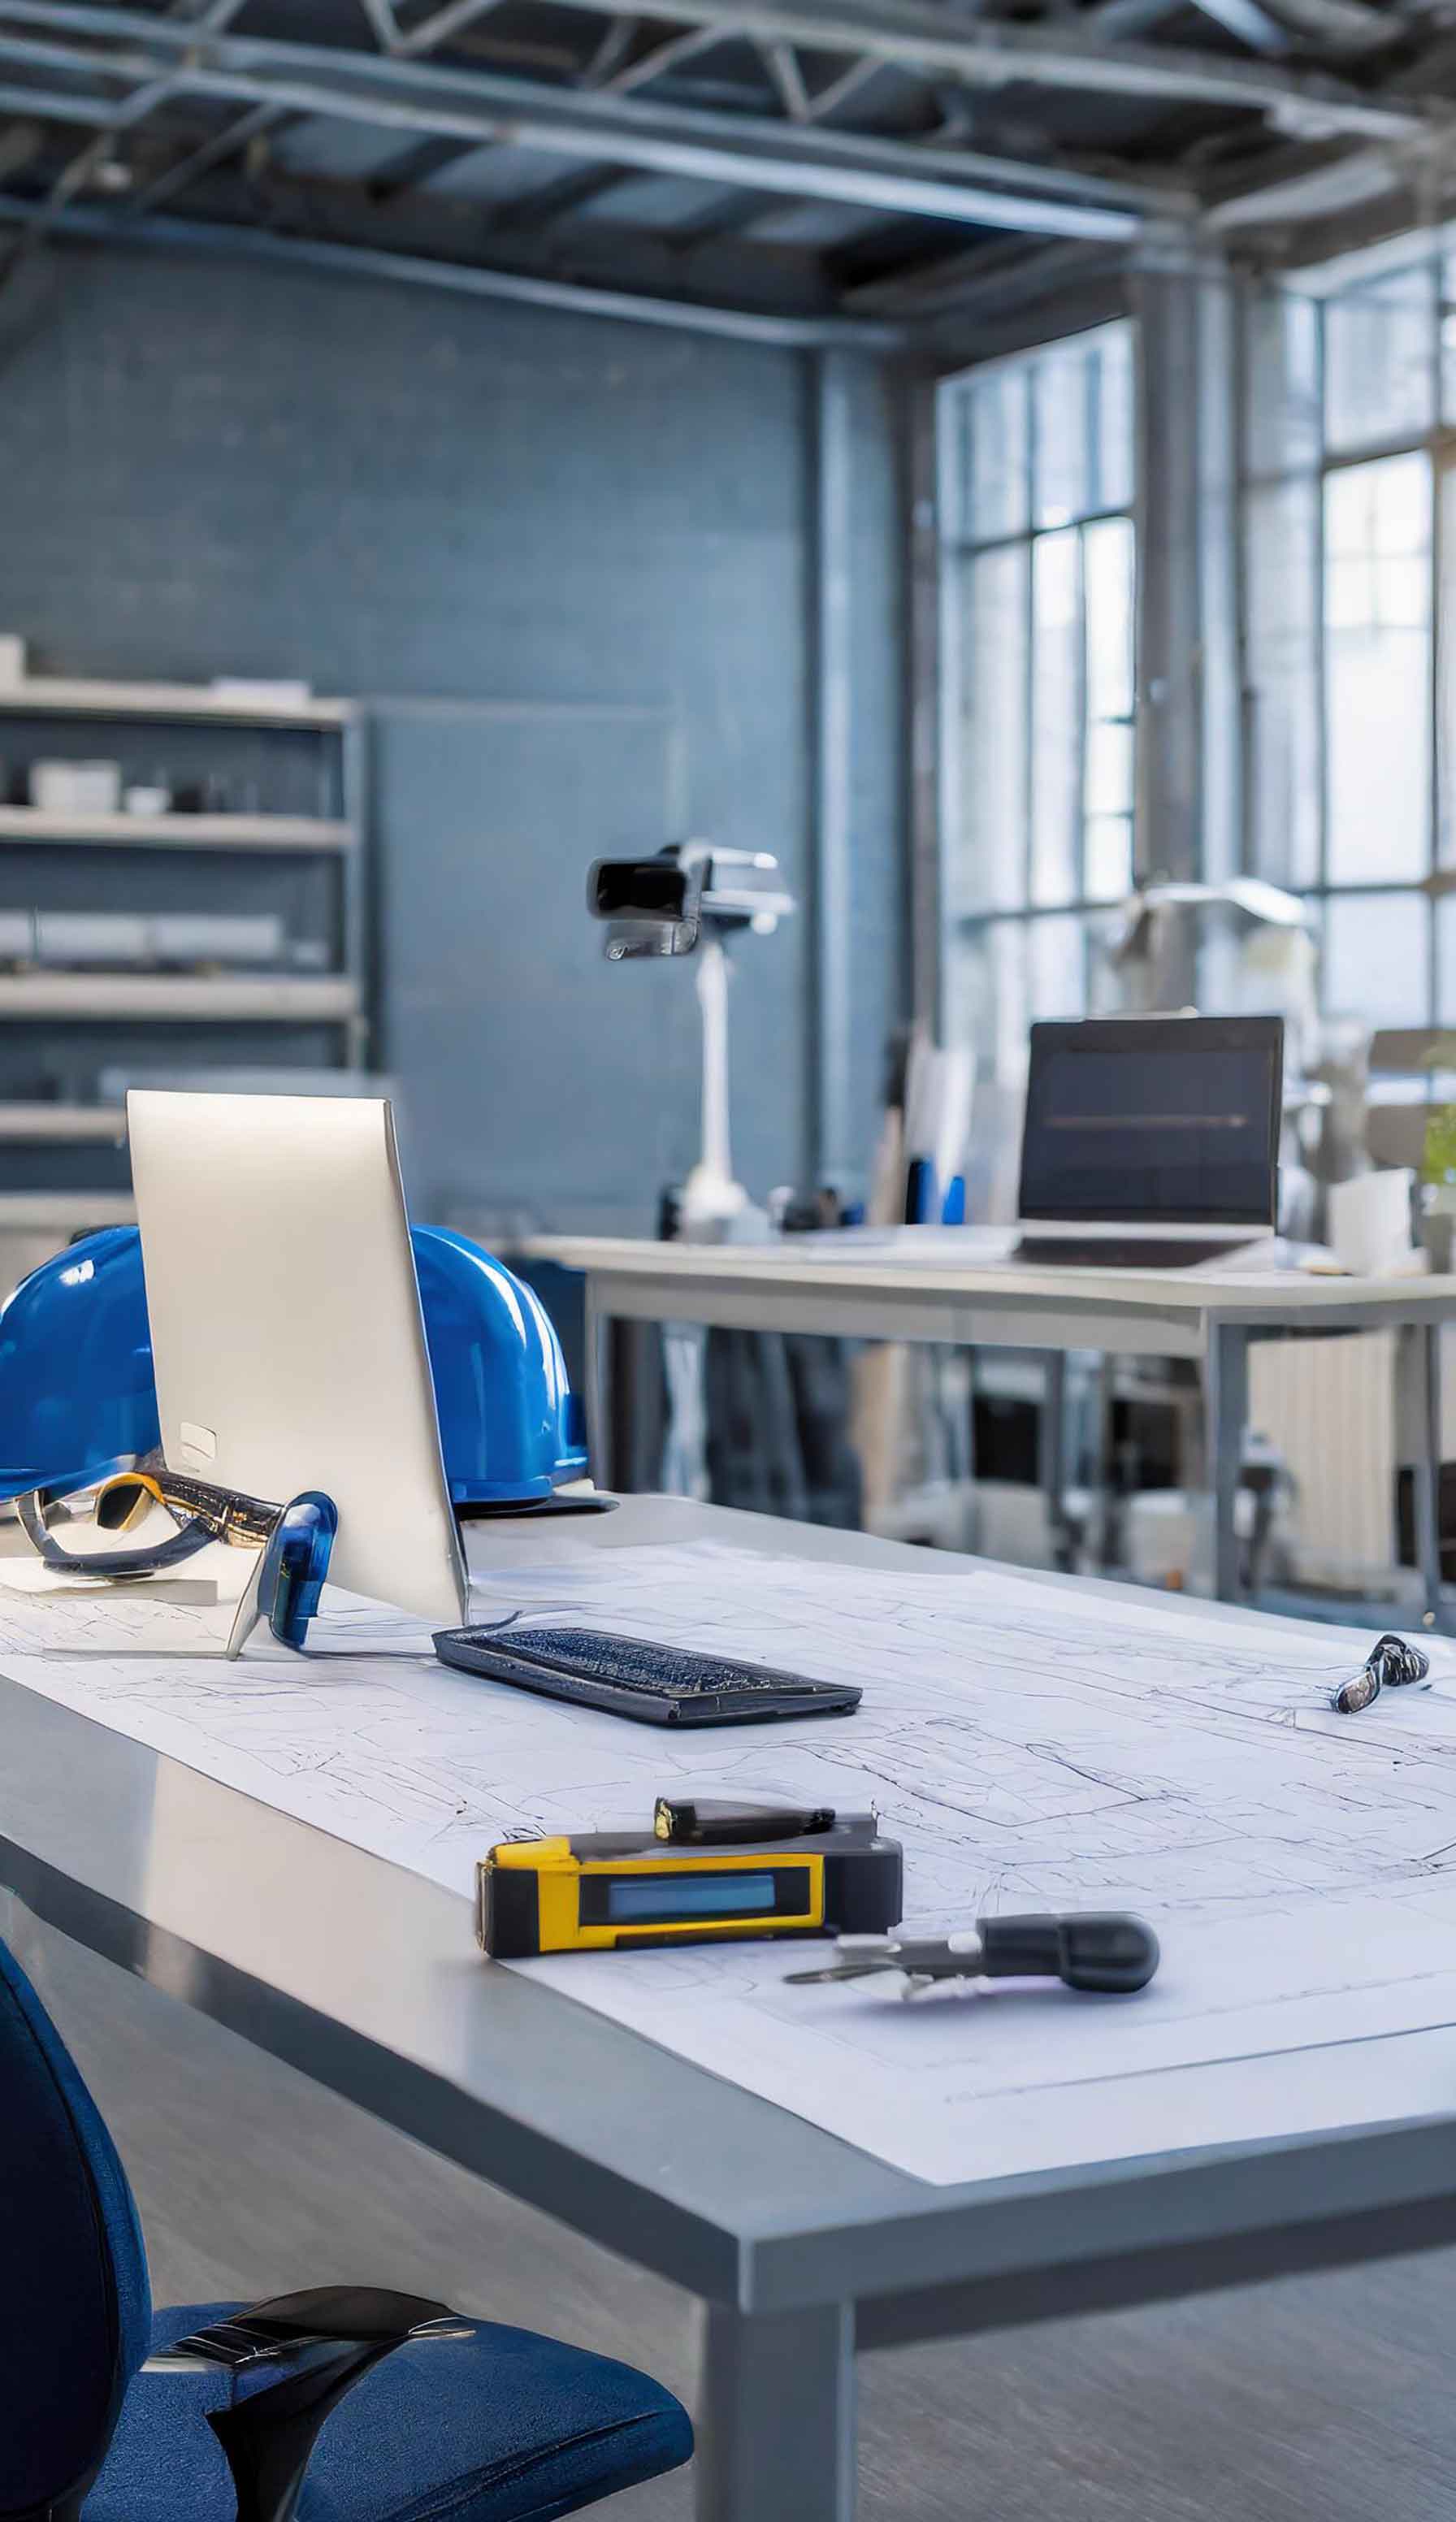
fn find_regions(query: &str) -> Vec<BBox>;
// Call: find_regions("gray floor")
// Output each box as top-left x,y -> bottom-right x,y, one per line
19,1904 -> 1456,2521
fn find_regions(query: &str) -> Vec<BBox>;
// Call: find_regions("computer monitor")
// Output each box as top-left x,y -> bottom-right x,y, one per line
128,1090 -> 469,1639
1017,1016 -> 1284,1231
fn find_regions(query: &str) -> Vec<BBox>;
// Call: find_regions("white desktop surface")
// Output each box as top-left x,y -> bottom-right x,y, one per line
7,1497 -> 1456,2522
519,1226 -> 1454,1320
2,1505 -> 1456,2190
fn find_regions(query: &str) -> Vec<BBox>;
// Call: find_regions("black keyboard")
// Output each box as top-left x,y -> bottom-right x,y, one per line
434,1623 -> 862,1725
1014,1237 -> 1247,1270
500,1629 -> 807,1695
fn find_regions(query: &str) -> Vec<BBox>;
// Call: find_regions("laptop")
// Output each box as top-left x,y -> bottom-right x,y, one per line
1012,1015 -> 1285,1270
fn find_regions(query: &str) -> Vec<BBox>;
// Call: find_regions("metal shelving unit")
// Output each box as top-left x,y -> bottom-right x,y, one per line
0,678 -> 350,729
0,808 -> 353,852
0,670 -> 370,1258
0,974 -> 362,1020
0,1106 -> 128,1142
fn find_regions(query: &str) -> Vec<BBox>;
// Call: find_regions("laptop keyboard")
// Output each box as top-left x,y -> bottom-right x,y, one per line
1013,1237 -> 1246,1270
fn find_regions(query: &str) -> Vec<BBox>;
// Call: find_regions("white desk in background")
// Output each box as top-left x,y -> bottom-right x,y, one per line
518,1228 -> 1456,1621
11,1498 -> 1456,2522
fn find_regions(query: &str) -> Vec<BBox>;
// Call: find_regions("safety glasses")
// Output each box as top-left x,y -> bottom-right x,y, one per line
17,1477 -> 339,1652
94,1468 -> 280,1549
19,1471 -> 280,1580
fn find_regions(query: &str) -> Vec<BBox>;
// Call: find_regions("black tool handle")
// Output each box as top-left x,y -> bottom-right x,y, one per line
655,1796 -> 835,1845
978,1913 -> 1159,1993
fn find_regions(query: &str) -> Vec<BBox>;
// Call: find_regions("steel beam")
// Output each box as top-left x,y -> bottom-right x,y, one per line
0,17 -> 1196,208
604,24 -> 727,93
761,38 -> 812,119
0,188 -> 903,343
179,61 -> 1148,235
1090,0 -> 1401,50
0,24 -> 143,77
0,0 -> 1432,139
1254,0 -> 1406,48
396,0 -> 503,58
356,0 -> 403,54
1091,0 -> 1290,46
0,15 -> 1193,229
582,18 -> 639,87
0,74 -> 114,118
1202,135 -> 1410,227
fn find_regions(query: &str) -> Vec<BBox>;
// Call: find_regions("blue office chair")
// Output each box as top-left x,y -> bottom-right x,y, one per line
0,1934 -> 693,2522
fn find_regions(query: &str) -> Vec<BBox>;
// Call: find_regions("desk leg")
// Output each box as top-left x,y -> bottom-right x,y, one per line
1403,1320 -> 1445,1631
1207,1322 -> 1249,1605
1042,1352 -> 1073,1573
696,2303 -> 856,2521
583,1280 -> 613,1492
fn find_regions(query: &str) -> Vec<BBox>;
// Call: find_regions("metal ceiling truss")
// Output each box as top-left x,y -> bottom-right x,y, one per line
0,0 -> 1448,336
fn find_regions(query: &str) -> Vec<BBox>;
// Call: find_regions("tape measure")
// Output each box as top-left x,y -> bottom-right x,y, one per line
476,1796 -> 904,1959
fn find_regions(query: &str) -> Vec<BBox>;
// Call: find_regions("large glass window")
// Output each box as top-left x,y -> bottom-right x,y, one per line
1242,246 -> 1454,1023
938,323 -> 1136,1075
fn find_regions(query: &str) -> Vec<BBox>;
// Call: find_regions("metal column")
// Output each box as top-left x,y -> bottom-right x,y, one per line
1130,235 -> 1241,941
697,2302 -> 856,2522
811,349 -> 856,1194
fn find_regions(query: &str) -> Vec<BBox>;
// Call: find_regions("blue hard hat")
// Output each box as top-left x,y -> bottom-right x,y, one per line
0,1223 -> 587,1508
413,1227 -> 587,1505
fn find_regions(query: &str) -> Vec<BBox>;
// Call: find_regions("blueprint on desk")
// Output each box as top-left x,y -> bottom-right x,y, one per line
7,1540 -> 1456,2185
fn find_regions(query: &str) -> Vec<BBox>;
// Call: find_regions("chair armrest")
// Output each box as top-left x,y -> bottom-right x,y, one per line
150,2288 -> 472,2522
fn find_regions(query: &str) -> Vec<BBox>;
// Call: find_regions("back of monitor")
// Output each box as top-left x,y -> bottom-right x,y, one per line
128,1090 -> 468,1629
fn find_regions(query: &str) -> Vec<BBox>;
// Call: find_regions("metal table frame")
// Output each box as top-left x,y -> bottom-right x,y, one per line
521,1236 -> 1456,1621
8,1498 -> 1456,2520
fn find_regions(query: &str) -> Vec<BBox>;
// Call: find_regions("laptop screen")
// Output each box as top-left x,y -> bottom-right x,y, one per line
1018,1016 -> 1285,1228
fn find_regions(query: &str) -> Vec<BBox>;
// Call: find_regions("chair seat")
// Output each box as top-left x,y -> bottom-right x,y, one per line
85,2303 -> 693,2522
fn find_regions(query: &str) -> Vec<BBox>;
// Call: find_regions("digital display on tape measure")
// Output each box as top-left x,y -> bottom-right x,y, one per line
581,1867 -> 809,1926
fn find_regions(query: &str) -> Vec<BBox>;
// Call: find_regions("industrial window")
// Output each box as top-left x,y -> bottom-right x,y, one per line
937,321 -> 1136,1081
1242,247 -> 1456,1027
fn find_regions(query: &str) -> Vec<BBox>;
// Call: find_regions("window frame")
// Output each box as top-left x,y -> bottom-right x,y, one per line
936,319 -> 1138,1065
1241,236 -> 1456,1027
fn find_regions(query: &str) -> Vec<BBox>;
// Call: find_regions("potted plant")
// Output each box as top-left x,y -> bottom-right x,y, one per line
1421,1039 -> 1456,1270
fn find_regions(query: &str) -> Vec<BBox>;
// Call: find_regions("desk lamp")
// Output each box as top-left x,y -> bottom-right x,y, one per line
587,843 -> 795,1238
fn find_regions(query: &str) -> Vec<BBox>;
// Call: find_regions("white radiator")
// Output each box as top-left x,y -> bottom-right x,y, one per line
1249,1332 -> 1400,1592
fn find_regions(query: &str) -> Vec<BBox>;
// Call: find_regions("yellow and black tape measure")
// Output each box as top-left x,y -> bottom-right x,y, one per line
476,1796 -> 903,1959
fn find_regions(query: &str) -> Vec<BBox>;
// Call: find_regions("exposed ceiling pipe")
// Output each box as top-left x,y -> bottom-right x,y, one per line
0,185 -> 907,343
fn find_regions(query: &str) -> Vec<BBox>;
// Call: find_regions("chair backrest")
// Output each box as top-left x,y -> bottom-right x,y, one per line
0,1935 -> 151,2520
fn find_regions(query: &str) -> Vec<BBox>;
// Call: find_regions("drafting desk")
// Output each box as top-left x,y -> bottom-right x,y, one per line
8,1495 -> 1456,2522
519,1231 -> 1456,1620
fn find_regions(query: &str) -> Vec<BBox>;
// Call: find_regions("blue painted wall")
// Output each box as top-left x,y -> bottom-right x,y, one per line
0,240 -> 906,1223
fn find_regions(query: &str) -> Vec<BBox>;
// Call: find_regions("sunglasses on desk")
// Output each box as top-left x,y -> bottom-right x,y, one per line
16,1474 -> 338,1652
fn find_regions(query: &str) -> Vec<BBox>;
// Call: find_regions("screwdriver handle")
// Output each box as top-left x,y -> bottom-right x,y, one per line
977,1913 -> 1159,1994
